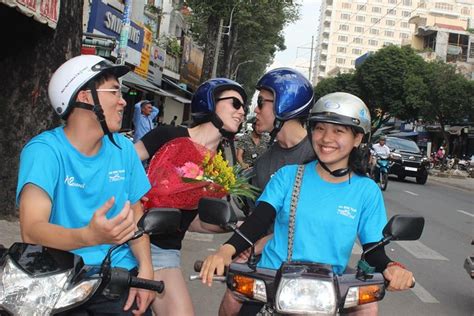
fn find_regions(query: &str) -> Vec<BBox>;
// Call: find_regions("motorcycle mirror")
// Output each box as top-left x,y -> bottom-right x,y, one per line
138,208 -> 182,235
198,198 -> 237,228
382,215 -> 425,241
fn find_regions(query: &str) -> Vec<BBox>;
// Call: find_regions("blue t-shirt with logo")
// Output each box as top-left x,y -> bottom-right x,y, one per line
257,161 -> 386,275
16,126 -> 151,269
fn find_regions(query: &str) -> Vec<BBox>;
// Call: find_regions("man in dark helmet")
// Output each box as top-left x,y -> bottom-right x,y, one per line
134,78 -> 248,315
16,55 -> 155,315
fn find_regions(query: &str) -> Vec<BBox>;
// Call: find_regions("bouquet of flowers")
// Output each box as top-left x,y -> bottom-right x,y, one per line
144,137 -> 259,210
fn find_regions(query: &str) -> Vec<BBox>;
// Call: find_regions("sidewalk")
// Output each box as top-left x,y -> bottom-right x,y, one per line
428,169 -> 474,192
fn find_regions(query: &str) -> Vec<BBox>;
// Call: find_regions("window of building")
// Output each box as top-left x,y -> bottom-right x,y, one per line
339,24 -> 349,31
354,37 -> 363,44
384,41 -> 394,46
337,47 -> 347,53
385,30 -> 394,37
372,6 -> 382,13
400,32 -> 409,39
403,0 -> 412,6
369,39 -> 378,46
370,28 -> 379,35
386,20 -> 396,26
461,7 -> 470,15
352,48 -> 362,55
351,60 -> 356,65
355,26 -> 364,33
341,13 -> 351,20
338,35 -> 348,42
388,0 -> 397,3
356,15 -> 365,22
357,4 -> 366,11
401,22 -> 409,28
387,8 -> 396,15
342,2 -> 351,9
336,58 -> 346,65
402,10 -> 411,17
435,3 -> 453,11
371,17 -> 379,24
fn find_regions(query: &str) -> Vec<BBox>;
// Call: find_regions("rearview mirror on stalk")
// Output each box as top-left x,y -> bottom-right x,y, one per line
382,215 -> 424,241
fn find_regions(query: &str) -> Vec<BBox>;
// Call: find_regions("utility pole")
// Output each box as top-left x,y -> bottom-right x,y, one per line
116,0 -> 131,65
211,18 -> 224,78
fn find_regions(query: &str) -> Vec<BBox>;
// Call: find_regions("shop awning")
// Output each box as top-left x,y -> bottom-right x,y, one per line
162,77 -> 193,96
388,131 -> 419,138
122,72 -> 173,97
448,126 -> 467,135
172,95 -> 192,104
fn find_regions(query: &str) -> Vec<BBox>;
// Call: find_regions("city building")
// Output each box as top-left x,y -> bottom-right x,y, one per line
313,0 -> 474,85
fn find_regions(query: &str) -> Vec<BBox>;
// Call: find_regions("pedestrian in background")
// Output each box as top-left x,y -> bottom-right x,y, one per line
133,100 -> 159,143
236,122 -> 270,169
170,115 -> 178,126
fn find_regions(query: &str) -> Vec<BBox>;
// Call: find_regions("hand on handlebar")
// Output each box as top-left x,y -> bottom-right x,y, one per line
383,264 -> 415,291
199,244 -> 235,287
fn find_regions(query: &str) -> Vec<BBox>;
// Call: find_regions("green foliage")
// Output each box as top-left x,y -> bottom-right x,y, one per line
314,72 -> 360,101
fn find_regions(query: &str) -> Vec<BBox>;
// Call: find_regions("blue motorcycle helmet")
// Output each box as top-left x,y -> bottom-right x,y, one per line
255,68 -> 314,142
191,78 -> 247,128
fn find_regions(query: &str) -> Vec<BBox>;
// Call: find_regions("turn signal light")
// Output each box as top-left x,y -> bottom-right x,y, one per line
359,285 -> 384,304
232,275 -> 255,297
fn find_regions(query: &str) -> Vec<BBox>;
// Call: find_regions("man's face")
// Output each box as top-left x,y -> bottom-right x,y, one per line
254,89 -> 275,134
379,139 -> 385,146
95,78 -> 126,132
141,103 -> 153,116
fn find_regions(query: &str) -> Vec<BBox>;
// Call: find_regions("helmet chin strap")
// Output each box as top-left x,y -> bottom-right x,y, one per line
210,114 -> 238,163
317,160 -> 351,177
74,82 -> 121,149
268,119 -> 284,148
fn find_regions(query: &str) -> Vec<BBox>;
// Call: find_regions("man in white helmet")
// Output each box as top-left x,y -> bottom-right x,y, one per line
16,55 -> 155,315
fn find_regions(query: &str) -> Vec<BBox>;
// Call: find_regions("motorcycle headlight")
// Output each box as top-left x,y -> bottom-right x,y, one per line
275,277 -> 336,314
0,257 -> 71,315
0,257 -> 99,315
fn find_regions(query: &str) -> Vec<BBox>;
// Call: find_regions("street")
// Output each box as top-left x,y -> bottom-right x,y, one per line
0,177 -> 472,315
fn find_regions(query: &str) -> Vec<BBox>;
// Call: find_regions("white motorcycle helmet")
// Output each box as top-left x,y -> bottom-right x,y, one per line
48,55 -> 129,118
307,92 -> 372,177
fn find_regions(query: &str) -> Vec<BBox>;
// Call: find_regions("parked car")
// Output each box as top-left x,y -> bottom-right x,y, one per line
383,137 -> 429,184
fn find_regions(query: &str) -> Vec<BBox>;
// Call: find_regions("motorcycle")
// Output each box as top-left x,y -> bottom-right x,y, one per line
372,154 -> 391,191
464,240 -> 474,279
0,208 -> 181,316
191,198 -> 424,315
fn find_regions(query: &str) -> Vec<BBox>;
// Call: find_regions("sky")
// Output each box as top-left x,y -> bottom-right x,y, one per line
269,0 -> 323,80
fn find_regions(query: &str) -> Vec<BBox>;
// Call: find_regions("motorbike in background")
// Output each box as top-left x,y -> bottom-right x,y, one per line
372,154 -> 392,191
464,240 -> 474,279
0,209 -> 181,316
192,198 -> 424,315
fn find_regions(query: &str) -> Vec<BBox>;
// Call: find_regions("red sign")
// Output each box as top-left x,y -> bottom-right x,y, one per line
1,0 -> 60,29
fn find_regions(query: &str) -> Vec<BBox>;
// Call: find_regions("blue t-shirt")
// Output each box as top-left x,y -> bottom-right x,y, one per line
257,161 -> 387,275
16,126 -> 151,269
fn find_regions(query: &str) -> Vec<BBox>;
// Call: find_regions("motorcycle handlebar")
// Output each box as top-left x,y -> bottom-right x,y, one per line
129,276 -> 165,293
194,260 -> 203,272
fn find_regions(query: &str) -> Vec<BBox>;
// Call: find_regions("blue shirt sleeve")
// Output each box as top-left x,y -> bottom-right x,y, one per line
133,103 -> 142,125
150,106 -> 159,121
16,141 -> 59,205
358,181 -> 387,244
257,165 -> 295,214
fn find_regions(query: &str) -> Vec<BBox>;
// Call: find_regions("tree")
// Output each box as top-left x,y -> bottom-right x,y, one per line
355,45 -> 426,131
0,2 -> 83,217
417,61 -> 474,150
314,72 -> 360,101
186,0 -> 300,92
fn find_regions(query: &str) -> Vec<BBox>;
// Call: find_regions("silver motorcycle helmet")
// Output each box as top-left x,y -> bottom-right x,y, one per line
307,92 -> 371,135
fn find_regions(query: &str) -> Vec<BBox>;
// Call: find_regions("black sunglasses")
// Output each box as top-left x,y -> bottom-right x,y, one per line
257,96 -> 274,109
216,96 -> 247,111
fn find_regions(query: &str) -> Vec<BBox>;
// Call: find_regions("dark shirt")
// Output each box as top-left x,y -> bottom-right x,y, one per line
141,126 -> 198,250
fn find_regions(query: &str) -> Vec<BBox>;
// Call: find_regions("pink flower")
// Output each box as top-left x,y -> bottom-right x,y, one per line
178,162 -> 204,179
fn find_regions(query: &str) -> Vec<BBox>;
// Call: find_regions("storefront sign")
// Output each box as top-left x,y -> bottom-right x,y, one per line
134,26 -> 152,78
180,36 -> 204,91
148,44 -> 165,86
1,0 -> 59,28
87,0 -> 144,66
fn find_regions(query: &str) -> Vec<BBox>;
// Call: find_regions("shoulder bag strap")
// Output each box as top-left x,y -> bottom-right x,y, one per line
287,164 -> 305,262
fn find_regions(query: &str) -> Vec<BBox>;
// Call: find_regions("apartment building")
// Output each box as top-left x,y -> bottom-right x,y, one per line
313,0 -> 474,84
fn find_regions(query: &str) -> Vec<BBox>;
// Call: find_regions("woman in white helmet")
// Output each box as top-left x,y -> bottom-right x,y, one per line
200,92 -> 415,315
16,55 -> 155,315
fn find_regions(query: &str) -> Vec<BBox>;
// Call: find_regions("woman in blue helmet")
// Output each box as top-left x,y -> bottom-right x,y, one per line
134,78 -> 247,315
200,92 -> 415,315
